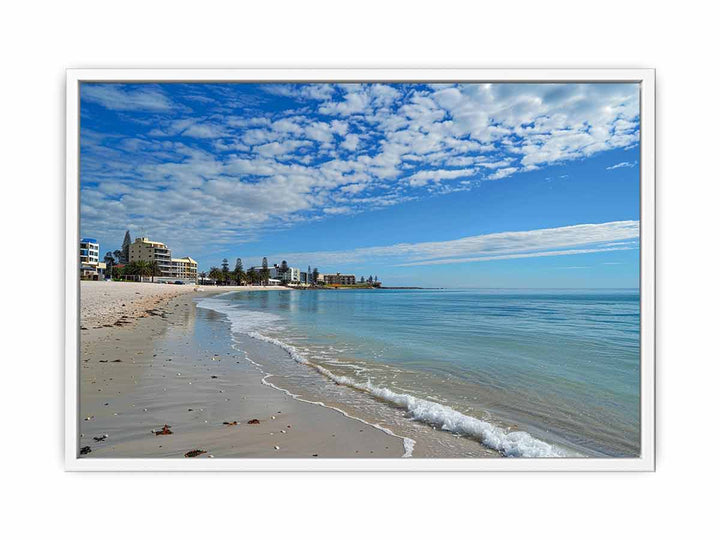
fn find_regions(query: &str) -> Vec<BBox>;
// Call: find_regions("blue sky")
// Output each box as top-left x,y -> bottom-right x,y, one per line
80,82 -> 640,287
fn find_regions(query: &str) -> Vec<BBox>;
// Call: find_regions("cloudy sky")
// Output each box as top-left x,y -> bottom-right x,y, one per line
80,82 -> 640,287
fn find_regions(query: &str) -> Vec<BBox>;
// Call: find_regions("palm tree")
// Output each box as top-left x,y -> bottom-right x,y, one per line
148,260 -> 160,283
247,268 -> 259,285
123,261 -> 138,281
134,260 -> 151,282
208,266 -> 222,285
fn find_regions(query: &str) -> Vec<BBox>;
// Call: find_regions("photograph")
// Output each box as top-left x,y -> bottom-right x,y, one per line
69,71 -> 653,469
9,0 -> 718,535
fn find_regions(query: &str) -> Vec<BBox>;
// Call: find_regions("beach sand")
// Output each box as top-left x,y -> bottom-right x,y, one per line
80,281 -> 290,329
78,281 -> 405,458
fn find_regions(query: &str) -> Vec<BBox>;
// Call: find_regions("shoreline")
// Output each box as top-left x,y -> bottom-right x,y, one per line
79,282 -> 595,459
79,281 -> 406,458
80,281 -> 293,329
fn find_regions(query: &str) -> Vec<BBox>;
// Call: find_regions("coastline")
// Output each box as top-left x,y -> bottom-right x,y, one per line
79,281 -> 406,458
79,282 -> 622,459
80,281 -> 292,329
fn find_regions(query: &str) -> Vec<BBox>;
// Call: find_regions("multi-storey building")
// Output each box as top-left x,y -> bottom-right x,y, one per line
280,267 -> 301,283
323,273 -> 356,285
129,237 -> 197,283
80,238 -> 99,266
129,237 -> 173,277
269,265 -> 301,283
80,238 -> 106,279
170,257 -> 198,282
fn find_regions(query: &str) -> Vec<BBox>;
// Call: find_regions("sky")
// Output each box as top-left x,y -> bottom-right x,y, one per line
80,82 -> 640,288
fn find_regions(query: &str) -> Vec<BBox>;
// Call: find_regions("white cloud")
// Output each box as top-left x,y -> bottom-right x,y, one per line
265,221 -> 639,268
81,83 -> 640,261
82,84 -> 173,111
397,247 -> 632,267
406,168 -> 475,187
323,206 -> 353,215
304,121 -> 335,143
487,167 -> 518,180
429,83 -> 639,172
341,133 -> 360,151
254,140 -> 312,158
318,88 -> 371,116
606,161 -> 638,170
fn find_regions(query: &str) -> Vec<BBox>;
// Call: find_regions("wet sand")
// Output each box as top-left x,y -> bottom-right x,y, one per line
78,284 -> 405,458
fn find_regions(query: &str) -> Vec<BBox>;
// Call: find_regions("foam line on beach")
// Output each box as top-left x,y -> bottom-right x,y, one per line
240,348 -> 415,457
259,368 -> 415,457
248,331 -> 567,458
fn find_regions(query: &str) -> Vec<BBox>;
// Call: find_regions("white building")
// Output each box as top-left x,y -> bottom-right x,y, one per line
80,237 -> 106,280
281,267 -> 301,283
269,265 -> 301,283
80,238 -> 99,266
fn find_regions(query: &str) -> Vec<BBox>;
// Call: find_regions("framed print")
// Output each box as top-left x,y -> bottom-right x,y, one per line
65,68 -> 655,471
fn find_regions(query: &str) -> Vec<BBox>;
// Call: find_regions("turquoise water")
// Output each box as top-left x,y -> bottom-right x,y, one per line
199,288 -> 640,457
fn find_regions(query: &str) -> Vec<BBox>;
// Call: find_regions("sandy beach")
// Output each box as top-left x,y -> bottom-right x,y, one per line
80,281 -> 289,328
78,281 -> 405,458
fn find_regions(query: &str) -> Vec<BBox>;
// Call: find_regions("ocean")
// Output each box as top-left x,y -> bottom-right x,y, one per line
197,288 -> 640,458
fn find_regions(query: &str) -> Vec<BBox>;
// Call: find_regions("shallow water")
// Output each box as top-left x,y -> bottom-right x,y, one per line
198,288 -> 640,457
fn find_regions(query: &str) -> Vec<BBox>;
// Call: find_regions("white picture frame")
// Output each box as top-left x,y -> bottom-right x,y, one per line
66,68 -> 655,471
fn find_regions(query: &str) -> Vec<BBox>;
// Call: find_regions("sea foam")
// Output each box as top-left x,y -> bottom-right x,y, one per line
198,296 -> 569,458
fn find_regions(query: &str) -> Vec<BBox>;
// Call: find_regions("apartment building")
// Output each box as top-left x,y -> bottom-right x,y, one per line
129,237 -> 196,283
80,238 -> 99,266
279,267 -> 301,283
170,257 -> 198,282
323,273 -> 356,285
267,265 -> 301,283
80,238 -> 106,279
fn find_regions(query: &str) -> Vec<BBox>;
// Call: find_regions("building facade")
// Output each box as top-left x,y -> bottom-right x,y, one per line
323,273 -> 356,285
129,237 -> 197,283
170,257 -> 198,282
80,238 -> 99,266
280,267 -> 301,283
267,265 -> 301,283
80,238 -> 106,279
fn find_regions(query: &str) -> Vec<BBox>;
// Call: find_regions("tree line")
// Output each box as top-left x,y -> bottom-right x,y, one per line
199,257 -> 379,287
200,258 -> 324,286
110,260 -> 160,281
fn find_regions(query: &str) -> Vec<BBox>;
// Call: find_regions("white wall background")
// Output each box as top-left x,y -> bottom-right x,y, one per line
1,1 -> 715,537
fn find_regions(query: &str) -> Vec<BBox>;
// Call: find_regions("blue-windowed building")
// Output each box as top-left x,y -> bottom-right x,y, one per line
80,237 -> 105,280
